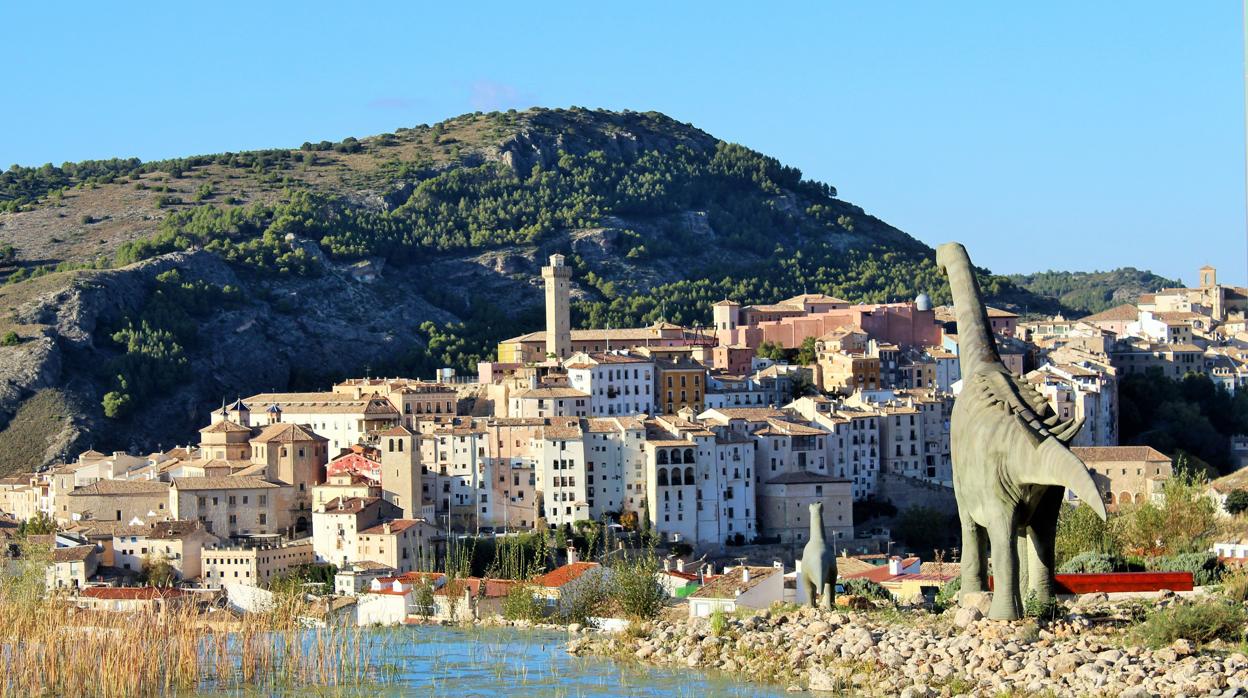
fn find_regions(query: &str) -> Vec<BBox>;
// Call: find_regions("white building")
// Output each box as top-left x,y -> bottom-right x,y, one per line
564,352 -> 656,417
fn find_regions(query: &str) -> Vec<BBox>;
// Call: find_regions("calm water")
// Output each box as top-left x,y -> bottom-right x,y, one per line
205,625 -> 796,697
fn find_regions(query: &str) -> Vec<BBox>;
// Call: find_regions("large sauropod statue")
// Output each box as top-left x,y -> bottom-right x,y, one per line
800,501 -> 837,610
935,242 -> 1107,620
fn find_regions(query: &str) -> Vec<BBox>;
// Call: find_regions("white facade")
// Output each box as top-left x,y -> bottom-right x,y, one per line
565,352 -> 656,417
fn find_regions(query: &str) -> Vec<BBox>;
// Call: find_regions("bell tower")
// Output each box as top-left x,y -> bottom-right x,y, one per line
542,254 -> 572,360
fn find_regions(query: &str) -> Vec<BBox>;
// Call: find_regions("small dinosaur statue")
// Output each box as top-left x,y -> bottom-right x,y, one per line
936,242 -> 1107,621
800,501 -> 837,609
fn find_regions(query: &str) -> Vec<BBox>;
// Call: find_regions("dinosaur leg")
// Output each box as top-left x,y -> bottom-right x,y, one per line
802,575 -> 817,608
1026,489 -> 1064,604
820,577 -> 834,610
959,511 -> 988,593
987,519 -> 1022,620
1016,529 -> 1030,605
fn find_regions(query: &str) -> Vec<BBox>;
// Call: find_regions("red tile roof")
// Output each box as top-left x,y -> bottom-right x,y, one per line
532,562 -> 600,588
79,587 -> 186,600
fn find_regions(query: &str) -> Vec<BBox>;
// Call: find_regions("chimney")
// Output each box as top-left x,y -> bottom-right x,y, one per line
383,522 -> 392,535
741,567 -> 751,583
888,556 -> 903,576
676,558 -> 685,573
567,545 -> 578,565
663,558 -> 671,572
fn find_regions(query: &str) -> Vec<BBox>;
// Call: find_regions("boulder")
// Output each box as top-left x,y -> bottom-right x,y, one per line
953,606 -> 983,629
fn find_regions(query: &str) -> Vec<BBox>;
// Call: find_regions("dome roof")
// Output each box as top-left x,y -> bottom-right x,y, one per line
915,293 -> 932,311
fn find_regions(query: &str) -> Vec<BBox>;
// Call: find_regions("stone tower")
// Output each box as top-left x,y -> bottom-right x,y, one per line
379,425 -> 420,519
543,254 -> 572,360
1200,265 -> 1217,289
712,299 -> 740,332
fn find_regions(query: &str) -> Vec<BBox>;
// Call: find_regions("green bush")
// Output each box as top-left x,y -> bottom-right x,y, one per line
502,583 -> 544,622
841,577 -> 892,602
1057,551 -> 1116,574
1132,599 -> 1247,648
1146,552 -> 1224,587
709,608 -> 727,636
1023,590 -> 1060,620
934,576 -> 961,610
0,331 -> 20,347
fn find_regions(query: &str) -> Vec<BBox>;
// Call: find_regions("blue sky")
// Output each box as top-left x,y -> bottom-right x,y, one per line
2,2 -> 1243,284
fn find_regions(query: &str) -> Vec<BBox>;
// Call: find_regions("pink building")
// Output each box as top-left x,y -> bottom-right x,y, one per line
715,302 -> 940,352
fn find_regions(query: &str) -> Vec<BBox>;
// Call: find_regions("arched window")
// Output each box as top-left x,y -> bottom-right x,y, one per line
685,467 -> 694,484
683,448 -> 694,463
657,450 -> 669,465
657,469 -> 669,486
398,439 -> 404,452
670,449 -> 682,465
672,468 -> 683,486
387,438 -> 394,452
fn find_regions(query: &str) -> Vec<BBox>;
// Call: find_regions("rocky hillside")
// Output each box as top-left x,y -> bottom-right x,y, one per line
0,107 -> 1071,472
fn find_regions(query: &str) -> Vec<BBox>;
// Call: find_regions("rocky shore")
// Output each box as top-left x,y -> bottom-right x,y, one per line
566,597 -> 1248,697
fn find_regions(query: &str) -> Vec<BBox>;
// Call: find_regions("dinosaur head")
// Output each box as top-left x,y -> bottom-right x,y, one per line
1018,437 -> 1109,520
935,242 -> 967,274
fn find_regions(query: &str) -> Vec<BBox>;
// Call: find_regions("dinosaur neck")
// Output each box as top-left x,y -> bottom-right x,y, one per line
938,243 -> 1001,377
808,510 -> 824,544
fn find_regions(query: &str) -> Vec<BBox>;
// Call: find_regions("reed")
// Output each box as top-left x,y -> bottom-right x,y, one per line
0,552 -> 385,697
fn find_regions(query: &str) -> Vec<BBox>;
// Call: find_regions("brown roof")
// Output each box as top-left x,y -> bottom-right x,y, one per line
200,420 -> 252,434
69,480 -> 169,497
1071,446 -> 1170,463
50,545 -> 97,563
358,519 -> 430,536
765,471 -> 849,485
250,422 -> 329,444
513,387 -> 589,399
376,425 -> 415,437
171,476 -> 280,491
1081,304 -> 1139,323
834,557 -> 880,578
79,587 -> 186,600
320,496 -> 384,514
532,562 -> 600,588
690,566 -> 778,598
541,425 -> 583,440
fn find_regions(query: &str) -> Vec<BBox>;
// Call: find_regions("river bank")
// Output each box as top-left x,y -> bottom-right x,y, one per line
566,597 -> 1248,697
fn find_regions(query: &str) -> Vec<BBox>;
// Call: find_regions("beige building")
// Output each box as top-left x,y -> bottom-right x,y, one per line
46,545 -> 100,590
1072,446 -> 1172,510
333,378 -> 458,428
248,422 -> 329,511
200,538 -> 316,589
65,479 -> 171,525
312,496 -> 401,568
239,392 -> 400,455
169,477 -> 287,537
355,518 -> 440,573
817,350 -> 881,394
508,387 -> 589,418
111,520 -> 219,581
758,472 -> 853,545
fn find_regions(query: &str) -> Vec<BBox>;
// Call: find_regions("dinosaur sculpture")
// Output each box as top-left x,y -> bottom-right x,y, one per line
800,501 -> 837,609
936,242 -> 1107,620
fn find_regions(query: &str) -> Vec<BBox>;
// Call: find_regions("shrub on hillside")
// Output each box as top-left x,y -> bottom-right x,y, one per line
1146,552 -> 1224,587
1132,599 -> 1247,648
841,578 -> 892,602
1057,551 -> 1117,574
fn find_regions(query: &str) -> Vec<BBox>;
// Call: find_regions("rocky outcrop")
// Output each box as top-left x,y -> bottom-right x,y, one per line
567,603 -> 1248,697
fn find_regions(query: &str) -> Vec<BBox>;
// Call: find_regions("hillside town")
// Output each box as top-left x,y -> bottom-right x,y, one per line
5,254 -> 1248,623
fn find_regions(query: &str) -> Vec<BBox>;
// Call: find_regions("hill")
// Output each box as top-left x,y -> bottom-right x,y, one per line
1006,268 -> 1179,315
0,107 -> 1047,472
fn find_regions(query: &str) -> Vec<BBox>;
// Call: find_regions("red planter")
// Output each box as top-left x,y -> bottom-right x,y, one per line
987,571 -> 1194,594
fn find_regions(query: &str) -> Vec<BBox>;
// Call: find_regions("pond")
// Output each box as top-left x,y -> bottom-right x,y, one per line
201,625 -> 797,697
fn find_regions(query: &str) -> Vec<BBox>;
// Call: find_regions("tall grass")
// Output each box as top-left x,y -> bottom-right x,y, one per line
0,544 -> 385,697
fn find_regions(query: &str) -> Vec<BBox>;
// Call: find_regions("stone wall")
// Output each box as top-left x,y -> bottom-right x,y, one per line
877,472 -> 958,515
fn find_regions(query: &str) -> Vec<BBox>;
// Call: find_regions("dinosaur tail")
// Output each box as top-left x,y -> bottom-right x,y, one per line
935,242 -> 1002,379
1017,437 -> 1108,520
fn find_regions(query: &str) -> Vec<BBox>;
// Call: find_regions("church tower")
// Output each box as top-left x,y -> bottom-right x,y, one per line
379,425 -> 421,518
542,254 -> 572,360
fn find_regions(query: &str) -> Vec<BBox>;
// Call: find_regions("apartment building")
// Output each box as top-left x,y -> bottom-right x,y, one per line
564,351 -> 656,416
